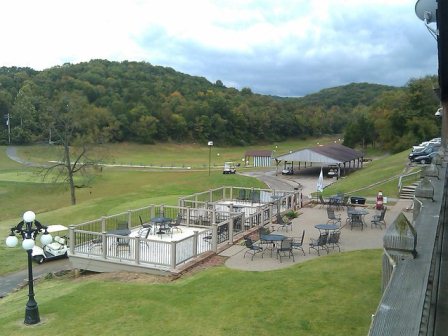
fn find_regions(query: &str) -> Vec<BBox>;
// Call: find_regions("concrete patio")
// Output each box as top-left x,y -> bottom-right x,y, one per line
222,198 -> 413,271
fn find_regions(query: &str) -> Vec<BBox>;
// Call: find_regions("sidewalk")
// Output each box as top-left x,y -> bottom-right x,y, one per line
222,199 -> 412,271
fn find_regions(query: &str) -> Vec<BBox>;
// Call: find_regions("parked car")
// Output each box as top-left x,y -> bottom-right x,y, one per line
413,151 -> 439,164
412,138 -> 441,152
282,167 -> 293,175
409,144 -> 440,162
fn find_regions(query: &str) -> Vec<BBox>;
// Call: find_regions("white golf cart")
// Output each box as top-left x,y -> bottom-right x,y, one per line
223,162 -> 236,174
32,224 -> 69,264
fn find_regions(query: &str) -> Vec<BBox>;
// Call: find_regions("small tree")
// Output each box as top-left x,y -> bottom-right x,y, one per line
41,91 -> 115,205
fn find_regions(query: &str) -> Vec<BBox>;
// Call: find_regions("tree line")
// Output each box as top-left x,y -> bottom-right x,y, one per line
0,59 -> 440,152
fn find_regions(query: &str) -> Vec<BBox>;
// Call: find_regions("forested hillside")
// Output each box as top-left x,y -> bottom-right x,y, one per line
0,59 -> 440,151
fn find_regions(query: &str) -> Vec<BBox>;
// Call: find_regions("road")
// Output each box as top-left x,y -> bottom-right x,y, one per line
0,258 -> 72,298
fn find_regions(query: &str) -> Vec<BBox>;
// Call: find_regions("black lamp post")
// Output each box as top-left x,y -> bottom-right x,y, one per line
5,211 -> 52,325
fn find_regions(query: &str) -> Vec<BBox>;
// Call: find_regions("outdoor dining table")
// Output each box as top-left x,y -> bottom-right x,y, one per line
351,209 -> 369,224
260,234 -> 286,257
314,224 -> 339,233
150,217 -> 172,236
107,228 -> 131,236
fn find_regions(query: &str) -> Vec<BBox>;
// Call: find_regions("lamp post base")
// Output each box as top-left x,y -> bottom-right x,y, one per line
24,300 -> 40,325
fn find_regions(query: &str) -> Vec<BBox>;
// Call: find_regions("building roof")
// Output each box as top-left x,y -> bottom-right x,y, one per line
244,150 -> 273,157
275,143 -> 363,165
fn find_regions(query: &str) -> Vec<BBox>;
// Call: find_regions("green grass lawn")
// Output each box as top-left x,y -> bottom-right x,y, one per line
0,250 -> 382,336
13,136 -> 342,168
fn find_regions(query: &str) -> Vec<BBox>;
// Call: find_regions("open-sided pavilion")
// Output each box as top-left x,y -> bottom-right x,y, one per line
274,143 -> 364,179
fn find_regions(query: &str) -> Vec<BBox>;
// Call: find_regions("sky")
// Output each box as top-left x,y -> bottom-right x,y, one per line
0,0 -> 438,97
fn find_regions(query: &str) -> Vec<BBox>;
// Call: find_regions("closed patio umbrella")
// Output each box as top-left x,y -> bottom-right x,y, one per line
317,167 -> 324,192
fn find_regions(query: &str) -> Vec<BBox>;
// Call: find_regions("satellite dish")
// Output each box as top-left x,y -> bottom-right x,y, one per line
415,0 -> 437,23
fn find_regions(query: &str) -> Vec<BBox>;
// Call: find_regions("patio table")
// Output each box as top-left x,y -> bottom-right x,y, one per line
351,209 -> 369,225
260,234 -> 286,257
151,217 -> 172,237
314,224 -> 339,233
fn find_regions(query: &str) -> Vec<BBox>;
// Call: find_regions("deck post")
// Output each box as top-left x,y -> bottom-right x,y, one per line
211,224 -> 218,252
193,231 -> 198,257
135,237 -> 140,264
229,213 -> 234,243
170,241 -> 176,270
101,231 -> 107,259
186,208 -> 191,227
69,225 -> 75,255
127,210 -> 132,228
101,216 -> 106,232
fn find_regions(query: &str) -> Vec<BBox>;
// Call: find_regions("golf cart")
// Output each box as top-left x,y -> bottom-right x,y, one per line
32,224 -> 69,264
223,162 -> 236,174
281,162 -> 294,175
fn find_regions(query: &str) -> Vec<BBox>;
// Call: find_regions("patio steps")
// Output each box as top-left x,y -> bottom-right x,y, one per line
400,182 -> 419,199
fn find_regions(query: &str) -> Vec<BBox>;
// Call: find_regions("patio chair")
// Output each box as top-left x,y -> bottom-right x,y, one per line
345,206 -> 356,226
114,238 -> 131,256
371,208 -> 387,229
88,236 -> 103,253
327,230 -> 341,252
217,224 -> 229,243
291,230 -> 306,256
327,208 -> 341,226
169,213 -> 183,233
138,215 -> 152,238
309,232 -> 329,256
277,238 -> 295,263
276,213 -> 292,232
243,237 -> 263,261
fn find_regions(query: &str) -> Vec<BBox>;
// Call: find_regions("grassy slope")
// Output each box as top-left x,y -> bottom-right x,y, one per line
0,250 -> 382,336
323,150 -> 415,198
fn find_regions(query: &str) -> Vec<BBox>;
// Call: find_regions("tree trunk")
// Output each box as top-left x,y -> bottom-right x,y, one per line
63,141 -> 77,205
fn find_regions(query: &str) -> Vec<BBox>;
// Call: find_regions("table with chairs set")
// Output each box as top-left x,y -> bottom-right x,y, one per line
137,213 -> 183,240
242,197 -> 389,264
243,226 -> 306,263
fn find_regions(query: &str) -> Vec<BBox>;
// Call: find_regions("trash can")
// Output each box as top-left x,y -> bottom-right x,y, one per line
350,196 -> 366,205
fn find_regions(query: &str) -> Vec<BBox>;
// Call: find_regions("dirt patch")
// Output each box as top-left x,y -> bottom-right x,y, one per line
61,254 -> 228,284
76,271 -> 173,284
179,255 -> 227,278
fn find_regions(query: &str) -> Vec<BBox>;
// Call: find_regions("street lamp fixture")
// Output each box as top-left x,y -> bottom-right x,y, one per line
5,211 -> 52,325
208,141 -> 213,176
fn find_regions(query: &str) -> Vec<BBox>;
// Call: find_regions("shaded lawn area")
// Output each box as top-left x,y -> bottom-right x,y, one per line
0,250 -> 382,336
